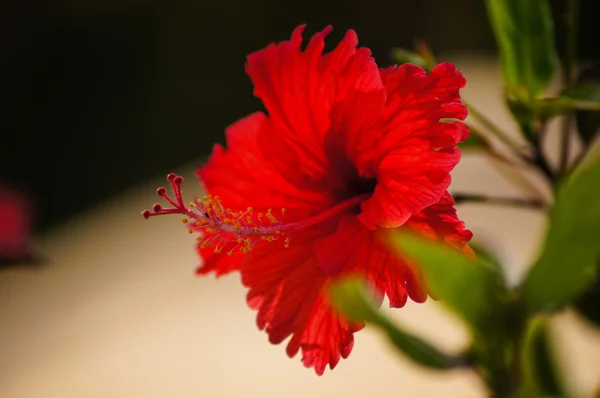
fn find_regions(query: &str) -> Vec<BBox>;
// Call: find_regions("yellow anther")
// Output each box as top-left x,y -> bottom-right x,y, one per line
182,218 -> 189,224
227,251 -> 234,256
247,207 -> 253,212
281,208 -> 286,215
188,229 -> 193,234
214,248 -> 222,254
189,202 -> 196,207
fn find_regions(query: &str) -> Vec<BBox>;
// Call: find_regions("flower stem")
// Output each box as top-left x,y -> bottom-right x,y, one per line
466,102 -> 526,157
453,193 -> 546,210
559,0 -> 580,175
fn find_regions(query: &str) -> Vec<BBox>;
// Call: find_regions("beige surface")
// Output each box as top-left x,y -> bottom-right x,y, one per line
1,57 -> 599,397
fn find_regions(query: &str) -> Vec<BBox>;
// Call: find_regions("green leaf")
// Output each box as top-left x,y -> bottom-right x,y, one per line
521,319 -> 566,397
564,84 -> 600,144
485,0 -> 559,98
574,64 -> 600,144
391,232 -> 507,331
390,48 -> 430,70
530,96 -> 600,117
329,277 -> 466,370
574,264 -> 600,327
563,84 -> 600,103
460,125 -> 490,151
521,151 -> 600,313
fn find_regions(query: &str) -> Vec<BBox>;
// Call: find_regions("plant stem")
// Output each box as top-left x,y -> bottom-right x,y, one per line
530,149 -> 556,184
453,193 -> 546,210
558,0 -> 580,175
466,103 -> 526,157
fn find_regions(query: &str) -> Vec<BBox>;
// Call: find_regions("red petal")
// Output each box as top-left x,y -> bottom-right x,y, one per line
195,243 -> 243,277
356,63 -> 469,229
316,191 -> 473,304
0,185 -> 32,260
405,191 -> 474,254
359,144 -> 459,229
198,112 -> 332,220
315,215 -> 428,306
241,231 -> 361,375
197,112 -> 334,277
245,25 -> 385,186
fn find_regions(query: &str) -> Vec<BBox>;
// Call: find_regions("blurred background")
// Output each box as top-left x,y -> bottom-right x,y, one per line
1,0 -> 600,397
2,0 -> 600,232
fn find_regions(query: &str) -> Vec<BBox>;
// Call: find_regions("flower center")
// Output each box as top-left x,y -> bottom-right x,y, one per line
345,177 -> 377,204
142,174 -> 368,256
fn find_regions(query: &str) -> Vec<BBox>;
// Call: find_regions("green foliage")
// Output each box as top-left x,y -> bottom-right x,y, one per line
389,48 -> 431,71
329,277 -> 465,370
528,94 -> 600,117
391,232 -> 507,333
459,126 -> 490,151
574,267 -> 600,327
565,84 -> 600,143
485,0 -> 559,99
521,319 -> 565,397
521,151 -> 600,313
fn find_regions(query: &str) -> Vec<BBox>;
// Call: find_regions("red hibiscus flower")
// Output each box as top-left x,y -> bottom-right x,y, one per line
0,184 -> 36,267
143,25 -> 473,375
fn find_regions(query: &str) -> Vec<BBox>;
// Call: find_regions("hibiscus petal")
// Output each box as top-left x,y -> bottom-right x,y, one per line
405,191 -> 474,255
315,215 -> 427,307
245,25 -> 385,186
241,231 -> 361,375
316,192 -> 473,306
198,112 -> 332,219
359,144 -> 460,229
356,63 -> 468,229
195,243 -> 243,277
197,112 -> 334,276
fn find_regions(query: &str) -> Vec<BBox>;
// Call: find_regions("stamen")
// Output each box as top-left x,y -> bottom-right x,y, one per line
142,174 -> 367,255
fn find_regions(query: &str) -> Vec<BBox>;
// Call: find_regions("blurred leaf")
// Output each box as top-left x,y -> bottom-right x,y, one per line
390,48 -> 431,71
391,232 -> 507,331
329,277 -> 465,370
521,319 -> 565,397
521,151 -> 600,313
574,265 -> 600,327
573,63 -> 600,144
530,96 -> 600,117
460,126 -> 490,151
563,84 -> 600,103
469,242 -> 504,274
485,0 -> 559,98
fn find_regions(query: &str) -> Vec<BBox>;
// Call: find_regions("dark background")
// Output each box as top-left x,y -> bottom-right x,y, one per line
2,0 -> 599,233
